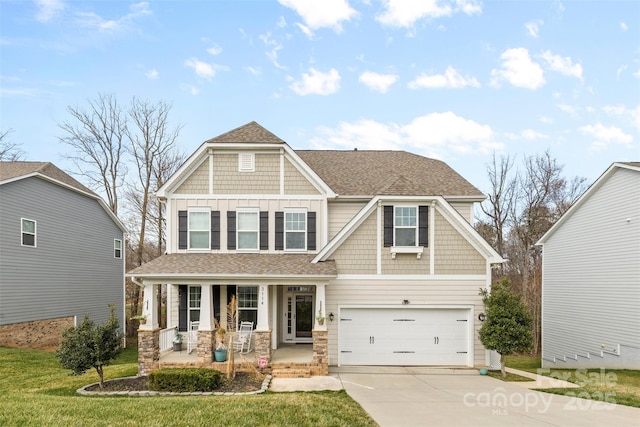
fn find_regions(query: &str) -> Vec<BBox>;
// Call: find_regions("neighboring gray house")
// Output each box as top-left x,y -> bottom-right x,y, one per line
537,162 -> 640,369
0,162 -> 126,349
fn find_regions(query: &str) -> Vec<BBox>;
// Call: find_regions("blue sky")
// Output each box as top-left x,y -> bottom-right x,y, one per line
1,0 -> 638,196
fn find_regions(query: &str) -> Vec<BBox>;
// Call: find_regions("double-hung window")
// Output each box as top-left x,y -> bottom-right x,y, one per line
237,209 -> 259,250
189,209 -> 210,250
285,210 -> 306,250
237,286 -> 257,328
394,206 -> 417,246
114,239 -> 122,258
189,286 -> 201,323
21,218 -> 36,247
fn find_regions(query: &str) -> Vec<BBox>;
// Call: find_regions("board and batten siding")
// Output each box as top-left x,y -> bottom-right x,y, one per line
325,278 -> 486,367
542,167 -> 640,365
0,177 -> 124,328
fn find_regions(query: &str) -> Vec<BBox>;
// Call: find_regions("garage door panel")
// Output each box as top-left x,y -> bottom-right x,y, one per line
339,308 -> 470,366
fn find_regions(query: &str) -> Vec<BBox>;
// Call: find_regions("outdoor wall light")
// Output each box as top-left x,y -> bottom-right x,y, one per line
329,312 -> 335,322
478,313 -> 486,322
402,299 -> 410,305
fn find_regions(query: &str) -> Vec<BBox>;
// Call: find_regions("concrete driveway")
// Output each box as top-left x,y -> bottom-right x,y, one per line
332,367 -> 640,427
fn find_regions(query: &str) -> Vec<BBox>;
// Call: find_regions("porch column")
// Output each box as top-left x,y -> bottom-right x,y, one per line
166,283 -> 173,329
256,284 -> 269,331
197,284 -> 215,364
315,283 -> 327,330
141,283 -> 158,330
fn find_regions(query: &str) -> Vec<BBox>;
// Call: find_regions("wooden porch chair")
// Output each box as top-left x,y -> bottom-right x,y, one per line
187,321 -> 199,354
233,321 -> 253,354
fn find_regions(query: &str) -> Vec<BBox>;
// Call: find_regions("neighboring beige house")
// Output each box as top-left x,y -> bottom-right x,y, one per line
537,162 -> 640,369
128,122 -> 503,376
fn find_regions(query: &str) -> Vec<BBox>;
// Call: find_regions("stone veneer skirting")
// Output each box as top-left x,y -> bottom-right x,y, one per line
311,329 -> 329,376
0,316 -> 74,350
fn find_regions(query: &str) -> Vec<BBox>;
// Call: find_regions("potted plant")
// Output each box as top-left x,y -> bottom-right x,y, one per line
173,332 -> 183,352
130,314 -> 147,324
214,327 -> 227,362
317,310 -> 326,326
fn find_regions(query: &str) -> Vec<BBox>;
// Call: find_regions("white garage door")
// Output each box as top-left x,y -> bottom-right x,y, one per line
339,308 -> 470,366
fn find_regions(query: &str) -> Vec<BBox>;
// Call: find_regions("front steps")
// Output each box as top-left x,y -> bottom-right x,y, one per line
270,362 -> 312,378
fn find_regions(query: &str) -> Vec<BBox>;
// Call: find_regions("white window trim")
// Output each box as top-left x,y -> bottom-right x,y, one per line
114,239 -> 122,259
284,208 -> 307,252
236,207 -> 260,251
237,286 -> 258,329
188,208 -> 211,251
188,285 -> 202,325
393,205 -> 418,247
21,218 -> 36,248
238,153 -> 255,172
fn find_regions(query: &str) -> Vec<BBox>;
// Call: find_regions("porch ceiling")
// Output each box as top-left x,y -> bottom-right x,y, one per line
127,253 -> 336,280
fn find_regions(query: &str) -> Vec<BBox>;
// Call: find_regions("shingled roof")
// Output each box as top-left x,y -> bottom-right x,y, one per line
204,121 -> 285,144
128,253 -> 337,278
296,150 -> 483,198
0,161 -> 94,195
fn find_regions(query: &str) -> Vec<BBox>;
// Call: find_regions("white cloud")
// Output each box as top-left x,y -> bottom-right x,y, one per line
358,71 -> 399,93
35,0 -> 65,23
278,0 -> 357,32
180,83 -> 200,96
290,68 -> 341,95
207,45 -> 222,56
75,1 -> 151,33
620,22 -> 628,31
540,50 -> 583,80
633,69 -> 640,79
616,64 -> 627,80
245,66 -> 262,76
408,66 -> 480,89
311,112 -> 501,155
376,0 -> 481,28
185,57 -> 216,80
580,123 -> 633,151
296,23 -> 314,38
490,48 -> 545,89
145,69 -> 158,80
277,16 -> 287,28
525,19 -> 543,37
259,32 -> 286,69
539,115 -> 553,124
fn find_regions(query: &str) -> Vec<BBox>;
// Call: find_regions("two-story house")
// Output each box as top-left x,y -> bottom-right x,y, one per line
0,162 -> 126,349
128,122 -> 503,376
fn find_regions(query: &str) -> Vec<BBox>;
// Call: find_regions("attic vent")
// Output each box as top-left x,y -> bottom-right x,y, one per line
238,153 -> 255,172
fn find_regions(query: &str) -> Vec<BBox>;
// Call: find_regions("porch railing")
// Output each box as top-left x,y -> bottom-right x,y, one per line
160,327 -> 177,353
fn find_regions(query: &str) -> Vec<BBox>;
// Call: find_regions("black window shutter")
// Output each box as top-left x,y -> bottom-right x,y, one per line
178,285 -> 187,331
227,211 -> 236,250
307,212 -> 316,250
383,206 -> 394,247
211,211 -> 220,249
178,211 -> 188,249
275,211 -> 284,250
419,205 -> 429,247
260,211 -> 269,250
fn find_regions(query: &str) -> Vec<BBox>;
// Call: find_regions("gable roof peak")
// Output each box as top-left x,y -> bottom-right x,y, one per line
204,121 -> 285,144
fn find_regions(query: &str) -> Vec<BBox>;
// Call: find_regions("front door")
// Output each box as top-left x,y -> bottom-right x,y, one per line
283,287 -> 314,342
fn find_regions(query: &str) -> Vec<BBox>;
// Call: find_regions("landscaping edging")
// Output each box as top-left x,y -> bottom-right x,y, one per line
77,375 -> 272,396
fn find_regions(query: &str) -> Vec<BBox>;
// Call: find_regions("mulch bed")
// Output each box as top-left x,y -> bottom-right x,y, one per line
85,372 -> 265,393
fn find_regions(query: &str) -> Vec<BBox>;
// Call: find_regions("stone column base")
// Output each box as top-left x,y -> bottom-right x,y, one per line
312,329 -> 329,376
197,330 -> 214,364
138,328 -> 160,376
254,330 -> 272,364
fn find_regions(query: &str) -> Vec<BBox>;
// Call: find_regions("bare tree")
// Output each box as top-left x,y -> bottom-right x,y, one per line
477,151 -> 588,354
0,129 -> 25,161
58,93 -> 128,215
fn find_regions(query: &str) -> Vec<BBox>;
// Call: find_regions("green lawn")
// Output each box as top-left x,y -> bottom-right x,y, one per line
0,347 -> 376,427
505,355 -> 640,408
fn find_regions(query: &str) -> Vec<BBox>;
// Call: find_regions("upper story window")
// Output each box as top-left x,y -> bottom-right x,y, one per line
384,205 -> 429,249
114,239 -> 122,258
237,209 -> 259,250
189,209 -> 210,249
21,218 -> 36,247
238,153 -> 255,172
394,206 -> 417,246
285,210 -> 306,250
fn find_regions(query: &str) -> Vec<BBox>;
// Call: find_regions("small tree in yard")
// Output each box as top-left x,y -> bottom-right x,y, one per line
56,305 -> 124,389
479,279 -> 533,378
